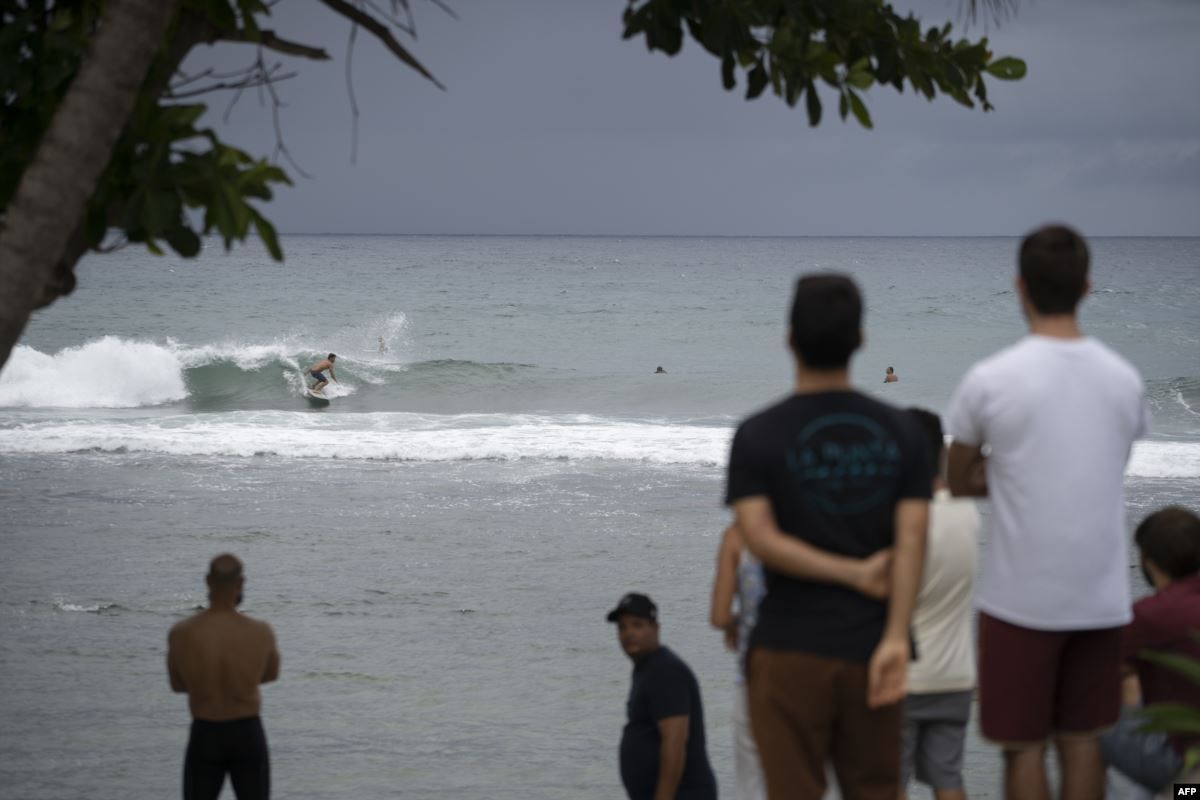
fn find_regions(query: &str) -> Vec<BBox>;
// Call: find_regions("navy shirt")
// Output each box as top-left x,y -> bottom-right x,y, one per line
726,391 -> 932,662
619,647 -> 717,800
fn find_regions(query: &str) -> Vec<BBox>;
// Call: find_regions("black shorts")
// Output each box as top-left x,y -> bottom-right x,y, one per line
310,371 -> 326,383
184,716 -> 269,800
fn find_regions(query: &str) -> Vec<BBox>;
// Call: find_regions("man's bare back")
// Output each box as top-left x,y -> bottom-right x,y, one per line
169,608 -> 279,721
308,358 -> 334,374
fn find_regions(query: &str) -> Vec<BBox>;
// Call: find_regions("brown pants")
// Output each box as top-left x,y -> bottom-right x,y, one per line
748,649 -> 902,800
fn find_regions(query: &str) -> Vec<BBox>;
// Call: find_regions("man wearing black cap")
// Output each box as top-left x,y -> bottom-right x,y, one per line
608,593 -> 717,800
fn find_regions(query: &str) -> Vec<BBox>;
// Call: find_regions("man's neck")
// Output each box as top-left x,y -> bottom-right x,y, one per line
208,596 -> 239,612
1028,313 -> 1083,340
795,365 -> 851,394
631,644 -> 662,665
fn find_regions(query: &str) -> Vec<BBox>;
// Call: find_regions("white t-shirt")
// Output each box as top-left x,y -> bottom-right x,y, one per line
946,334 -> 1150,631
909,489 -> 980,694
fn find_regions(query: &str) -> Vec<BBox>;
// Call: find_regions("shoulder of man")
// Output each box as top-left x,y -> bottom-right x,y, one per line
1127,592 -> 1176,645
969,338 -> 1040,382
244,615 -> 276,639
737,395 -> 797,432
168,610 -> 205,638
1086,338 -> 1145,385
646,647 -> 694,680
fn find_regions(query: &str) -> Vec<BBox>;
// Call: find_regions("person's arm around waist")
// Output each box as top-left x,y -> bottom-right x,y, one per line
167,633 -> 186,692
734,496 -> 891,599
262,626 -> 280,684
867,498 -> 928,708
653,715 -> 689,800
947,442 -> 987,497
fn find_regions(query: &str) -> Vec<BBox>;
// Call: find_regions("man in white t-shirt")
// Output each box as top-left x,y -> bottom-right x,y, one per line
945,224 -> 1150,800
902,409 -> 980,800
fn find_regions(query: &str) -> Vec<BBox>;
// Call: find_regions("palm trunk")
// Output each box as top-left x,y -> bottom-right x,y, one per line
0,0 -> 180,372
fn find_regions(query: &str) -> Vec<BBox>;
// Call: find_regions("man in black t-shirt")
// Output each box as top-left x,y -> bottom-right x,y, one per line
726,274 -> 931,800
607,592 -> 718,800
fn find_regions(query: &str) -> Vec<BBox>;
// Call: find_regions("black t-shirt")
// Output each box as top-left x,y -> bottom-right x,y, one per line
725,391 -> 932,662
619,647 -> 717,800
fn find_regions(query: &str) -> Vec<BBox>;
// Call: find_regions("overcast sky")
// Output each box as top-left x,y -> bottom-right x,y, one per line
182,0 -> 1200,236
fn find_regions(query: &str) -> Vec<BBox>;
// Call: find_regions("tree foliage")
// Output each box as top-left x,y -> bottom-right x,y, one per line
622,0 -> 1027,128
1135,648 -> 1200,773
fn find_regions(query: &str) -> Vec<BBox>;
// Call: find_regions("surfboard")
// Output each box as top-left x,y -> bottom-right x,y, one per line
305,389 -> 331,407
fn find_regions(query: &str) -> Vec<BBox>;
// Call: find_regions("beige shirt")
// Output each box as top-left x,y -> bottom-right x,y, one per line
167,609 -> 279,721
908,489 -> 980,694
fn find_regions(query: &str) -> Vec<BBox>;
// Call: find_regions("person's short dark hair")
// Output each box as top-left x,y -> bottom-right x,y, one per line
907,407 -> 943,480
207,553 -> 244,586
1135,506 -> 1200,580
789,274 -> 863,369
1018,225 -> 1090,314
328,353 -> 337,360
887,367 -> 894,373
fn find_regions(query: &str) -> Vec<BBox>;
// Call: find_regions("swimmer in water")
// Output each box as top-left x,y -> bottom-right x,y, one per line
655,366 -> 666,374
884,366 -> 899,383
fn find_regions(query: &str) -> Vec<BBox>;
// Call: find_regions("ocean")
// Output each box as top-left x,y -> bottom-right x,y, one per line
1,235 -> 1196,799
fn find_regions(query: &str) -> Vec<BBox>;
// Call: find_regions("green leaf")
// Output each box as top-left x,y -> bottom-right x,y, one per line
1185,745 -> 1200,774
1140,650 -> 1200,687
721,56 -> 735,91
985,57 -> 1027,80
250,209 -> 283,261
1135,703 -> 1200,734
848,90 -> 873,129
847,69 -> 873,90
140,191 -> 182,234
746,63 -> 768,100
165,225 -> 202,258
805,84 -> 822,126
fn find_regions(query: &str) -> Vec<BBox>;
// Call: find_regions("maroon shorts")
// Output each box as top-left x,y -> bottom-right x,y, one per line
978,611 -> 1122,747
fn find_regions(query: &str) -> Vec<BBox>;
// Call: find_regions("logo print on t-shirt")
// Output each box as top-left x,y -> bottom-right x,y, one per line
785,413 -> 901,515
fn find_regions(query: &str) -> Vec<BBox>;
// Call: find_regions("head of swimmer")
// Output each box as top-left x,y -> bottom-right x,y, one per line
206,553 -> 245,608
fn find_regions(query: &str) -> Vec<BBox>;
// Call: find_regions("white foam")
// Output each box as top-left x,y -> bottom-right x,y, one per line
1127,440 -> 1200,479
54,600 -> 119,613
0,338 -> 187,408
2,407 -> 1195,477
0,332 -> 393,409
0,412 -> 734,466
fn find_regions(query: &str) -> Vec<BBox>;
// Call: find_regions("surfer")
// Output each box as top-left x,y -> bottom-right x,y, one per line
885,366 -> 899,383
655,366 -> 666,374
304,354 -> 337,394
378,337 -> 388,354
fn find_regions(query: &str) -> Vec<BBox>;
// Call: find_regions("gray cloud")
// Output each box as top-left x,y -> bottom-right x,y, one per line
180,0 -> 1200,235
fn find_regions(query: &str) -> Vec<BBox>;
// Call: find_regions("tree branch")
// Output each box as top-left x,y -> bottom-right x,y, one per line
318,0 -> 445,90
166,70 -> 297,100
217,29 -> 332,61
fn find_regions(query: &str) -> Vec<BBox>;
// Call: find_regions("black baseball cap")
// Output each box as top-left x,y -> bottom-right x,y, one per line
606,592 -> 658,623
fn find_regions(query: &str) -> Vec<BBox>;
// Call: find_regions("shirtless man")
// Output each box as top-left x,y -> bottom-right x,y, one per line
885,366 -> 899,383
303,354 -> 337,394
168,554 -> 280,800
